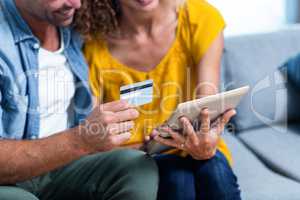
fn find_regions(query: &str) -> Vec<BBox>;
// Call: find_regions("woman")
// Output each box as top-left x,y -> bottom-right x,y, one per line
75,0 -> 241,199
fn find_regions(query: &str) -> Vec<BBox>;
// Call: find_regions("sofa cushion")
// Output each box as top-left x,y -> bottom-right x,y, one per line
238,124 -> 300,182
223,131 -> 300,200
281,53 -> 300,90
223,27 -> 300,131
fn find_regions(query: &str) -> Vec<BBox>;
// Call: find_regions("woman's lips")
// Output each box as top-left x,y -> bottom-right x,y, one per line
136,0 -> 154,7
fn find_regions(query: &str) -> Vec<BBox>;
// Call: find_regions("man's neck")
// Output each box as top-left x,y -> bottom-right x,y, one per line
15,1 -> 60,51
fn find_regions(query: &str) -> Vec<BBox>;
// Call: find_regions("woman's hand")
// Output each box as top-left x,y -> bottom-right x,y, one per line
152,108 -> 236,160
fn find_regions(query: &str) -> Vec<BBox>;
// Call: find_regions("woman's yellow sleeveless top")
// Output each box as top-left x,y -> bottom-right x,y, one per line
84,0 -> 232,163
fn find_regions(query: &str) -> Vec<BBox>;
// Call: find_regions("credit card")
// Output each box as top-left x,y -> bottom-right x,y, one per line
120,80 -> 153,106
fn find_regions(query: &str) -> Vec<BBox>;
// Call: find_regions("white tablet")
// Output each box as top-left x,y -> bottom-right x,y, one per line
146,86 -> 250,155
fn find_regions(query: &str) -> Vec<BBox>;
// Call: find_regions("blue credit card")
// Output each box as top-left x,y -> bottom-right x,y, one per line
120,80 -> 153,106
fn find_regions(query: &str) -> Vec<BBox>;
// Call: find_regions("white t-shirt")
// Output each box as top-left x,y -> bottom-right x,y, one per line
37,38 -> 75,138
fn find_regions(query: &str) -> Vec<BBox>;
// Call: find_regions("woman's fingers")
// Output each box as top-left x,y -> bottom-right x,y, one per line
214,109 -> 236,134
199,108 -> 210,134
154,135 -> 181,149
150,129 -> 160,139
180,117 -> 199,146
151,128 -> 186,149
144,135 -> 151,142
224,109 -> 236,122
162,127 -> 185,144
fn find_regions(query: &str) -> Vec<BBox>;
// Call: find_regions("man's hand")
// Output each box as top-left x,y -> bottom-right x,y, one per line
152,108 -> 236,160
76,100 -> 139,154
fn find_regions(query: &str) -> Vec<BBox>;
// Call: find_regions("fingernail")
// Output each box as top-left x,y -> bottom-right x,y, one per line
125,132 -> 131,138
203,109 -> 209,114
129,122 -> 134,128
131,109 -> 139,117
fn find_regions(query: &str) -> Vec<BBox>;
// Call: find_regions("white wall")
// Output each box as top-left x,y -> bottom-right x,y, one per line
208,0 -> 286,36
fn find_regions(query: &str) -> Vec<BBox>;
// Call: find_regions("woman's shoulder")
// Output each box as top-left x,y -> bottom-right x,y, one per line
84,37 -> 106,52
83,37 -> 107,61
177,0 -> 225,64
180,0 -> 224,25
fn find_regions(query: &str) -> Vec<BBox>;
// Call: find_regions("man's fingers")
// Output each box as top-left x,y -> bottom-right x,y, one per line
100,100 -> 134,112
199,108 -> 210,134
110,109 -> 139,123
112,132 -> 132,145
106,121 -> 135,135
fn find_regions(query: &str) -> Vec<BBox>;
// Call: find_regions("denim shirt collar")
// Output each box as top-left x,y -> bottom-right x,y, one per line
1,0 -> 71,47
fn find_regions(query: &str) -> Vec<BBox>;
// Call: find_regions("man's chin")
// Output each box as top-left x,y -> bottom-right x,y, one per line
61,19 -> 74,27
54,17 -> 74,27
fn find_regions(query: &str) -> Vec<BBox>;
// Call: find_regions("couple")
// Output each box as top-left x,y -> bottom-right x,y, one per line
0,0 -> 241,199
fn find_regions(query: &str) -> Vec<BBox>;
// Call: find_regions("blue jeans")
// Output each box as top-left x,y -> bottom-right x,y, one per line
154,151 -> 241,200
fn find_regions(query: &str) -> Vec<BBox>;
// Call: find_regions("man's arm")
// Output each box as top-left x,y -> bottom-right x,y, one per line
0,61 -> 86,183
0,100 -> 138,185
0,128 -> 85,184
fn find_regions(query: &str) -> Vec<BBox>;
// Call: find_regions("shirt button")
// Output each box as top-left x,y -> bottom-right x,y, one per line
32,43 -> 40,50
33,72 -> 38,79
31,135 -> 37,140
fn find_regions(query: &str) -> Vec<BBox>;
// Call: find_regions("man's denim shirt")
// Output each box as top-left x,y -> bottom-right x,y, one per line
0,0 -> 93,139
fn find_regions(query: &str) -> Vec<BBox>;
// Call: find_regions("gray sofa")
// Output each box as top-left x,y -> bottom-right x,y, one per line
222,26 -> 300,199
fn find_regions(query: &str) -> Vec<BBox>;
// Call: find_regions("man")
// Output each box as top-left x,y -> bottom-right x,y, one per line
0,0 -> 158,199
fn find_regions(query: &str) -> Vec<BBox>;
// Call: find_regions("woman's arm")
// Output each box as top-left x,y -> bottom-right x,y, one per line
152,32 -> 236,160
196,32 -> 224,98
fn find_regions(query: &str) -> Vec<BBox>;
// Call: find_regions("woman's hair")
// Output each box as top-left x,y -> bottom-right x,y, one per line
74,0 -> 186,40
74,0 -> 121,39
